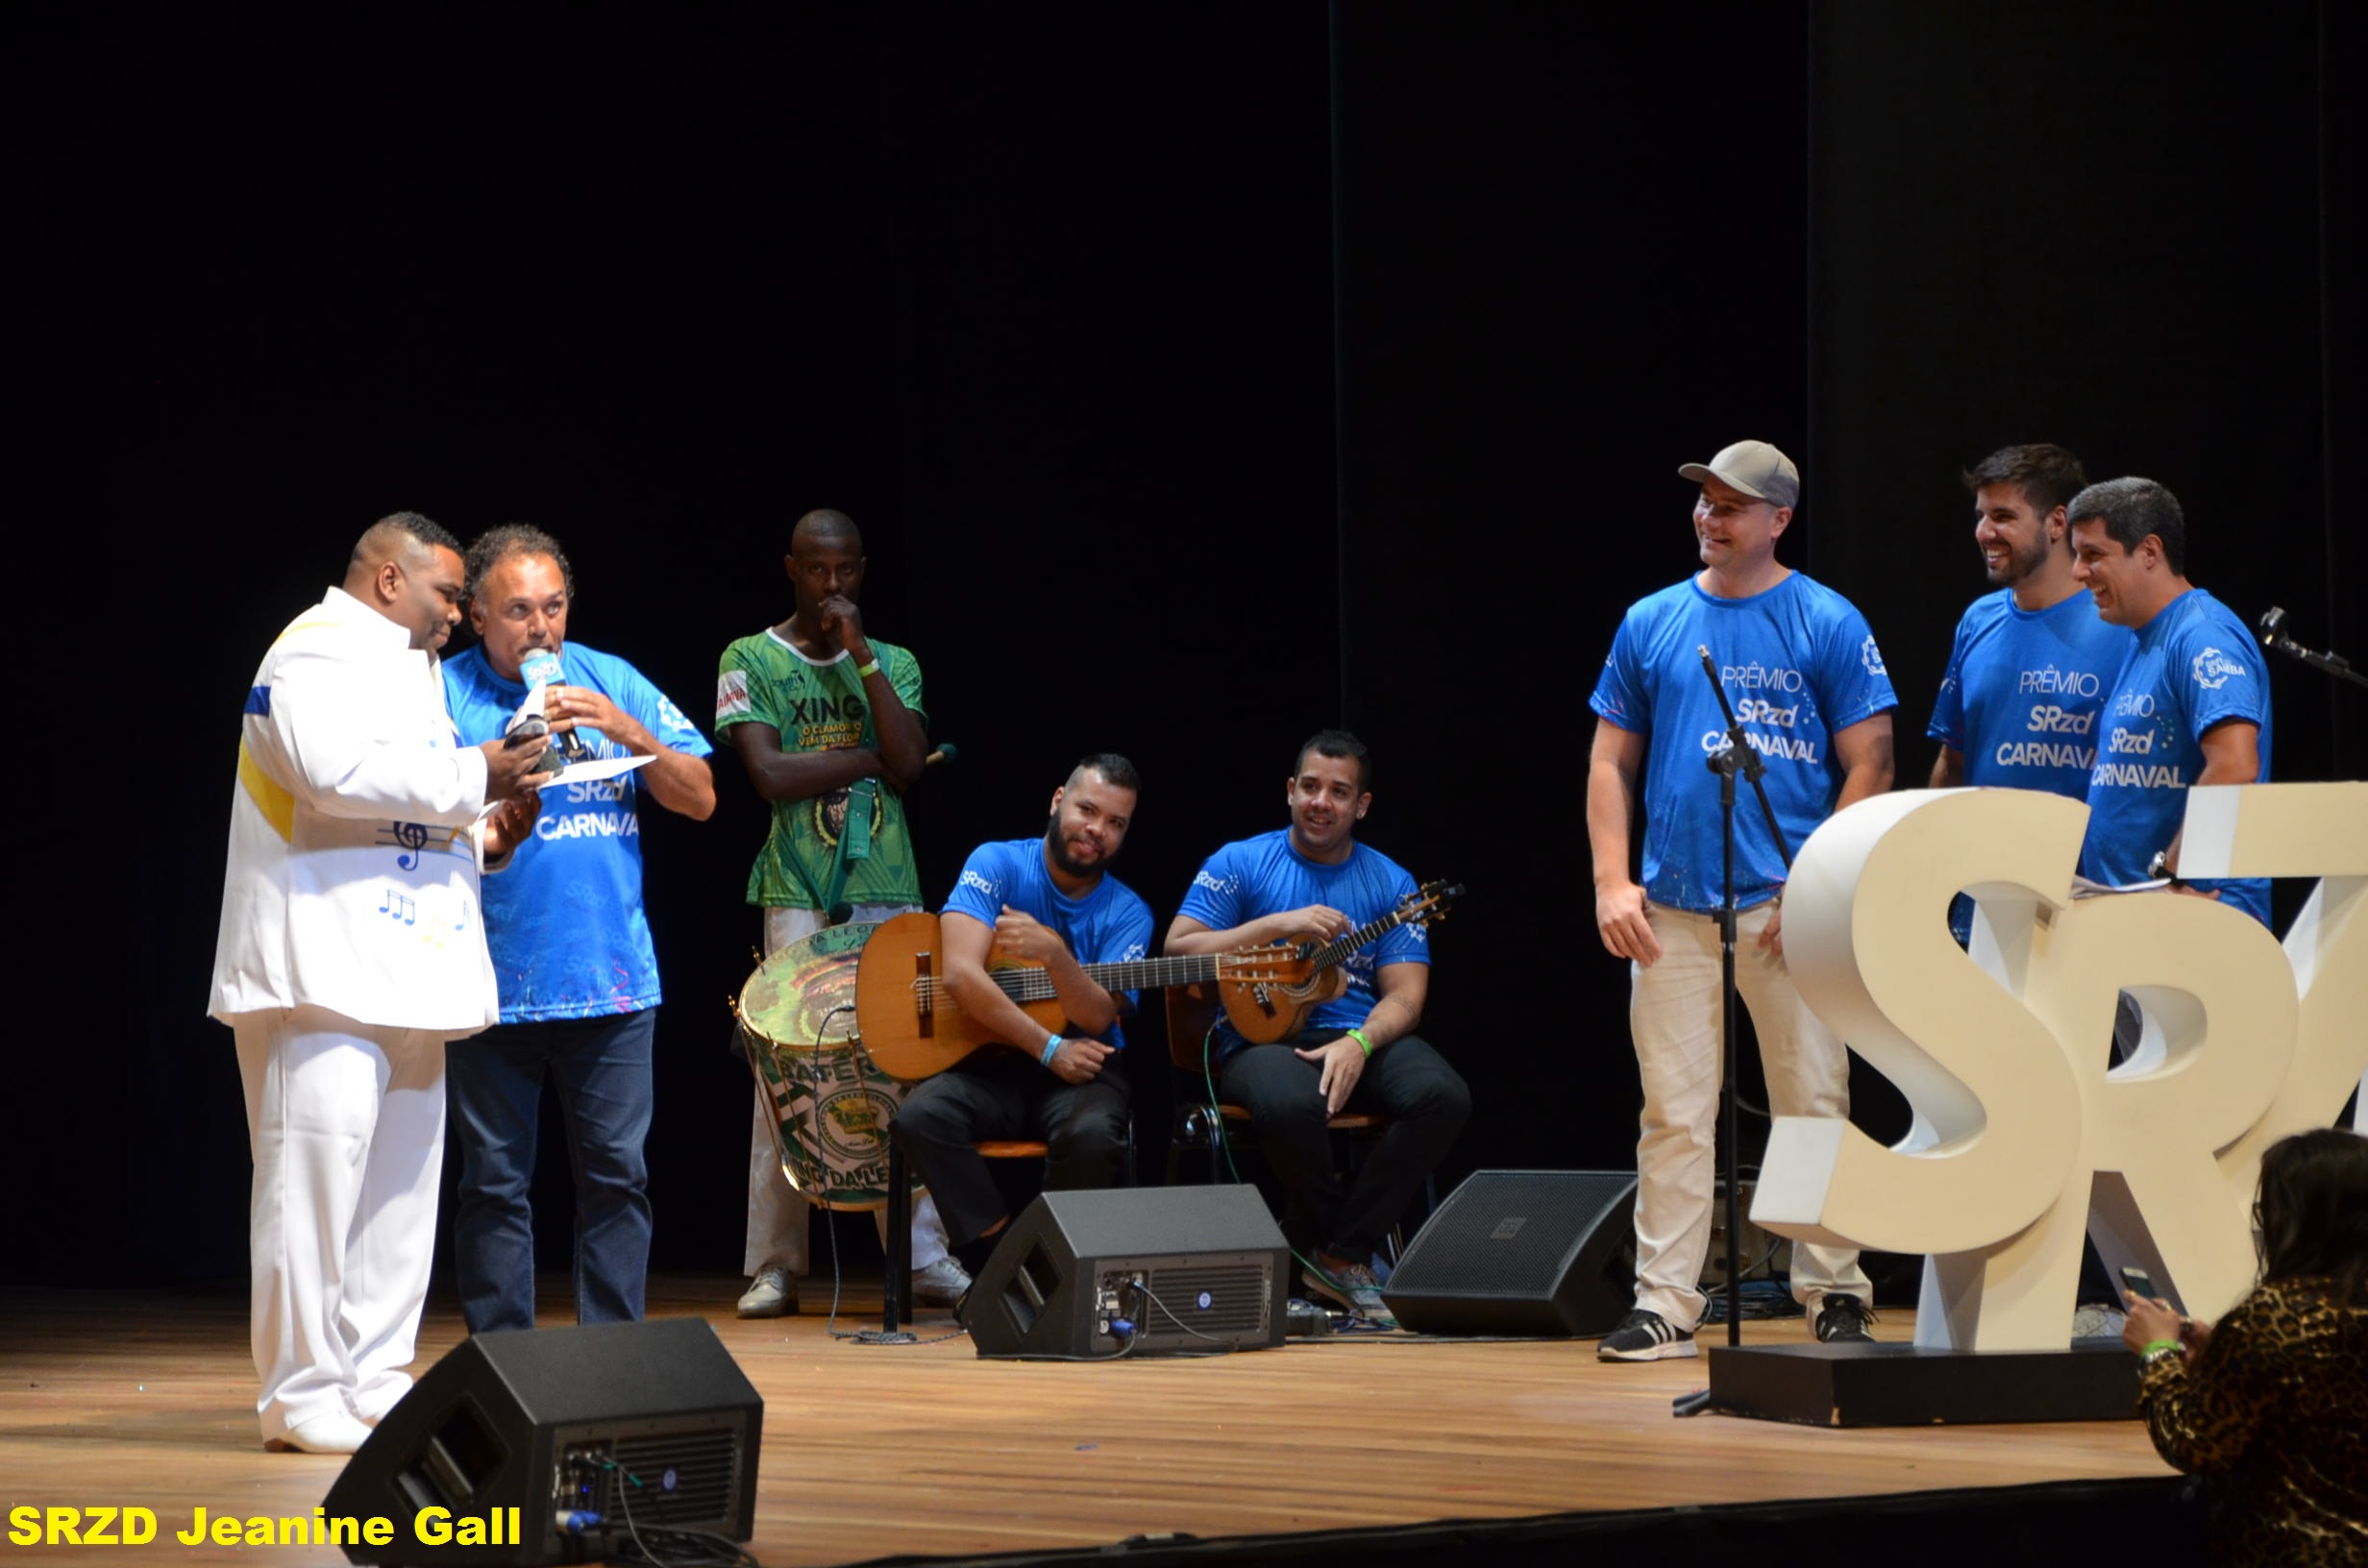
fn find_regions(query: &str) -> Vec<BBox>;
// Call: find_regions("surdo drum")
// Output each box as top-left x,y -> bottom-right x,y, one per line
733,920 -> 907,1210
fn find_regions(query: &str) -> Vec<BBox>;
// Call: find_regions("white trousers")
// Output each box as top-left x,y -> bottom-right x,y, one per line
745,905 -> 950,1275
1629,901 -> 1871,1331
233,1005 -> 447,1441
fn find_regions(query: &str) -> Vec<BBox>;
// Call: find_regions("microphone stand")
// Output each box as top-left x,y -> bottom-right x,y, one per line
2259,606 -> 2368,693
1695,646 -> 1795,1349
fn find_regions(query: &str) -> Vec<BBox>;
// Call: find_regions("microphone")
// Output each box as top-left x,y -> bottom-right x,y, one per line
520,646 -> 565,691
2257,604 -> 2367,687
508,647 -> 586,769
925,741 -> 958,769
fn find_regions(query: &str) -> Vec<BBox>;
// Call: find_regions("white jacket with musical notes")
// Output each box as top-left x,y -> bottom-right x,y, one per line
209,586 -> 501,1034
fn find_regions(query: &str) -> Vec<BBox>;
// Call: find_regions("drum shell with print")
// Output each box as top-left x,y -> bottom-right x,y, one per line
737,920 -> 908,1210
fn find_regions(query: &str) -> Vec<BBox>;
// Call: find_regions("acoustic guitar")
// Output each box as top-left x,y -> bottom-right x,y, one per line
1208,879 -> 1461,1044
851,912 -> 1309,1082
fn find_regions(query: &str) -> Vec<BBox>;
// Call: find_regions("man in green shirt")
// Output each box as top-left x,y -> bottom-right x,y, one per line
717,507 -> 961,1314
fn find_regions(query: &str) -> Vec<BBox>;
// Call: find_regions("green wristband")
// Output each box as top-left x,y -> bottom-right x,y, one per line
1344,1027 -> 1372,1058
855,657 -> 882,680
2139,1338 -> 2181,1359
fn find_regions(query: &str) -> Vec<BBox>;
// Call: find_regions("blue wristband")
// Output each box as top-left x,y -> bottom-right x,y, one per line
1040,1033 -> 1064,1067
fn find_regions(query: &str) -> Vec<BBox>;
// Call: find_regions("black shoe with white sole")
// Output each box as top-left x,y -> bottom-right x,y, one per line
1597,1308 -> 1697,1361
1814,1293 -> 1878,1343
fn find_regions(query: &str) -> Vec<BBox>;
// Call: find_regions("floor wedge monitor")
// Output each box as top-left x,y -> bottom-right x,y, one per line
962,1184 -> 1290,1359
321,1316 -> 761,1565
1381,1169 -> 1639,1336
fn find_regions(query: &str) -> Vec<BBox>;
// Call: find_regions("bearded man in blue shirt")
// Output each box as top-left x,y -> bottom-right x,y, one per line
1586,440 -> 1897,1360
888,756 -> 1153,1278
1928,444 -> 2133,943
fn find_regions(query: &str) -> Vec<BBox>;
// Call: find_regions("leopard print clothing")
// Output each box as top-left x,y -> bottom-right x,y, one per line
2137,1277 -> 2368,1566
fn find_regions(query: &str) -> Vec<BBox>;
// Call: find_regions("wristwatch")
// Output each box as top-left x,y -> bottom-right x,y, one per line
2146,849 -> 2179,885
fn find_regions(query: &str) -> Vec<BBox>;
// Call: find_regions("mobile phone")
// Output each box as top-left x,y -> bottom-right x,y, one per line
2119,1265 -> 2158,1301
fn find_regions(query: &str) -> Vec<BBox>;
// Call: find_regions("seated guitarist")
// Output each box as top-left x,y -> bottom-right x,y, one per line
889,755 -> 1154,1282
1165,729 -> 1469,1326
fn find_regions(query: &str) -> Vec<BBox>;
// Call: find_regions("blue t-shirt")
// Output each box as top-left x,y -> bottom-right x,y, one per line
942,838 -> 1154,1053
1930,588 -> 2134,941
2079,588 -> 2273,925
1590,573 -> 1898,912
1930,589 -> 2135,791
443,643 -> 714,1020
1174,829 -> 1429,1059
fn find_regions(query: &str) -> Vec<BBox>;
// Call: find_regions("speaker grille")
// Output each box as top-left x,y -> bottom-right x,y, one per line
580,1427 -> 745,1531
1383,1170 -> 1639,1336
1128,1262 -> 1273,1344
1400,1170 -> 1633,1292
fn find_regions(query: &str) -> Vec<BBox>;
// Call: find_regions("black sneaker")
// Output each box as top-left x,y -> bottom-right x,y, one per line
1597,1308 -> 1697,1361
1814,1293 -> 1878,1343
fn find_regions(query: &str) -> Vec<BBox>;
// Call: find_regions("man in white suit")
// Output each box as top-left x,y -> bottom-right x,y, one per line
210,512 -> 547,1454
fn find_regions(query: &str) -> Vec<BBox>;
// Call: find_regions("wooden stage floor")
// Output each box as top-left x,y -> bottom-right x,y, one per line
0,1273 -> 2174,1567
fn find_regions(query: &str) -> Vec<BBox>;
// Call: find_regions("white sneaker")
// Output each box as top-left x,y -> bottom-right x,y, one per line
737,1266 -> 798,1318
910,1256 -> 972,1309
266,1410 -> 374,1455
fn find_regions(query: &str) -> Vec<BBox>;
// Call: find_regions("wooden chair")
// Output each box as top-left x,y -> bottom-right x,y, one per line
1164,984 -> 1426,1263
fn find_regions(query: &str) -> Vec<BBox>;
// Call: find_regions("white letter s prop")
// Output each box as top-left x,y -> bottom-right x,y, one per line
1754,784 -> 2360,1351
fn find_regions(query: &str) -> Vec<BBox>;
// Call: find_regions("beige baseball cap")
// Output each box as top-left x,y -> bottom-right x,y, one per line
1678,439 -> 1800,509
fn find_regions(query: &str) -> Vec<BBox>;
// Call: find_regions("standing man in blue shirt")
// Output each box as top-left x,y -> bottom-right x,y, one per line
889,756 -> 1153,1277
1929,445 -> 2134,942
1587,440 -> 1897,1360
442,525 -> 717,1333
2069,478 -> 2272,922
1166,730 -> 1471,1326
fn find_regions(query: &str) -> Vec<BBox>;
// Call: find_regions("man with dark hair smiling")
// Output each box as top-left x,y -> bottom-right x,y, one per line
889,756 -> 1154,1278
1166,730 -> 1469,1326
2069,477 -> 2272,923
441,523 -> 717,1335
1928,444 -> 2132,943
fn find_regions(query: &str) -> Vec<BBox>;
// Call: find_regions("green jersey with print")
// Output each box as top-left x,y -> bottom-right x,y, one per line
715,628 -> 925,909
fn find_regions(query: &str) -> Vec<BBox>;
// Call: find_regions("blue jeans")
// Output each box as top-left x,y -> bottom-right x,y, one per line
448,1010 -> 655,1333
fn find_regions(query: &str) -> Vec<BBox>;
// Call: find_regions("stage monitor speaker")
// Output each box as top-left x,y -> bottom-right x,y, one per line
961,1184 -> 1290,1360
320,1316 -> 761,1565
1380,1169 -> 1638,1337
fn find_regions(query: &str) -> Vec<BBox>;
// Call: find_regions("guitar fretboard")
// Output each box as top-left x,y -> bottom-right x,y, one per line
1305,906 -> 1418,973
917,952 -> 1247,1012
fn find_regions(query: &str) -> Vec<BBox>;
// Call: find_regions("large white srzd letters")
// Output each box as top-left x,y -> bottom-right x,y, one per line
1752,783 -> 2368,1352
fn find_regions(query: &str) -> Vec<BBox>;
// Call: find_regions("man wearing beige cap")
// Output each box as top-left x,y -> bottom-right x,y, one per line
1585,440 -> 1897,1360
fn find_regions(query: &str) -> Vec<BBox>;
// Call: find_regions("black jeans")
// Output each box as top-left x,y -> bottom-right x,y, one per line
1217,1033 -> 1469,1262
889,1050 -> 1131,1248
